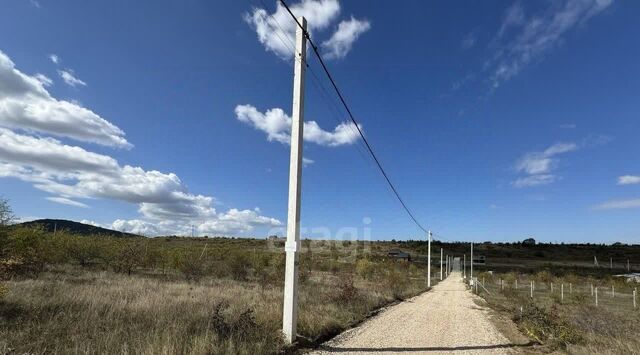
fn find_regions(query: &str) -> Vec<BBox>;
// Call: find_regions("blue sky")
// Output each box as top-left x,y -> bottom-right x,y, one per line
1,0 -> 639,243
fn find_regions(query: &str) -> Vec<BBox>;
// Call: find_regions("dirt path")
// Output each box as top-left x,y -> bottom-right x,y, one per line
311,271 -> 525,354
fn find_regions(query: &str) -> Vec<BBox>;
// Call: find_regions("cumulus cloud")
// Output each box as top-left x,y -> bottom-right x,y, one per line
235,104 -> 359,146
322,17 -> 370,59
513,142 -> 577,188
58,69 -> 87,87
618,175 -> 640,185
49,54 -> 59,64
489,0 -> 613,88
302,157 -> 314,166
0,129 -> 281,235
244,0 -> 368,60
0,50 -> 281,236
0,50 -> 130,148
594,198 -> 640,210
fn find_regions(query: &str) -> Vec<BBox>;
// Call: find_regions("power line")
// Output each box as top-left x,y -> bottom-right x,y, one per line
279,0 -> 428,234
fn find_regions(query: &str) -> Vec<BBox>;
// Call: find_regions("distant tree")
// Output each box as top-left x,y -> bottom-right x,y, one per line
0,198 -> 15,226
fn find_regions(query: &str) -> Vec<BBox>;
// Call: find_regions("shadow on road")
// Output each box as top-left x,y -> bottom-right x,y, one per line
317,341 -> 537,353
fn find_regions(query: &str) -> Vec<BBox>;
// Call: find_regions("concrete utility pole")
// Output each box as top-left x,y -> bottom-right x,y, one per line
282,16 -> 307,345
440,248 -> 443,281
463,254 -> 466,279
470,242 -> 474,285
445,255 -> 448,278
427,231 -> 432,287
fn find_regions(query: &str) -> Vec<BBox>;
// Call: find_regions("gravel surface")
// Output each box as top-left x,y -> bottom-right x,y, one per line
311,272 -> 520,354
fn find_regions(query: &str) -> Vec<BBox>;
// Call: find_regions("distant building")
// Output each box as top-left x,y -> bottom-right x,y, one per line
472,255 -> 486,265
522,238 -> 536,246
388,249 -> 411,262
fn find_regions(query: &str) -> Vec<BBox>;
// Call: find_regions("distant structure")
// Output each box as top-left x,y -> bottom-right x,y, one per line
522,238 -> 536,246
472,255 -> 486,265
388,249 -> 411,262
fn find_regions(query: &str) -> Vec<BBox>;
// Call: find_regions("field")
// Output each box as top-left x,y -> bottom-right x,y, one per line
0,227 -> 434,354
1,226 -> 640,354
467,247 -> 640,354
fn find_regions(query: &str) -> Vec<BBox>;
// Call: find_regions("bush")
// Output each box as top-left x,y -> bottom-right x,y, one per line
4,227 -> 52,274
355,258 -> 376,280
172,249 -> 205,281
0,282 -> 7,299
334,273 -> 359,305
516,303 -> 582,349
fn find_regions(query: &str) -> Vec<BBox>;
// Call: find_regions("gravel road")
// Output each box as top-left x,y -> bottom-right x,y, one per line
311,271 -> 520,354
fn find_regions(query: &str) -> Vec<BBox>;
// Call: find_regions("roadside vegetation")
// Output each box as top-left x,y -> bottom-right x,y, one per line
472,269 -> 640,354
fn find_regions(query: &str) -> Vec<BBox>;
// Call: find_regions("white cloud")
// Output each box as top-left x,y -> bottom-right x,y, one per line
0,129 -> 281,236
322,17 -> 370,59
0,50 -> 130,148
112,219 -> 161,236
80,219 -> 104,227
594,198 -> 640,210
618,175 -> 640,185
48,54 -> 59,64
244,0 -> 368,60
513,142 -> 577,188
0,51 -> 282,236
560,123 -> 576,129
58,69 -> 87,87
489,0 -> 612,88
34,73 -> 53,87
46,196 -> 89,208
235,104 -> 359,146
303,157 -> 314,166
513,174 -> 556,188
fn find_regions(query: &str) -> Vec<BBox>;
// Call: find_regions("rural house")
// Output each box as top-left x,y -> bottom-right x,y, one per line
387,249 -> 411,262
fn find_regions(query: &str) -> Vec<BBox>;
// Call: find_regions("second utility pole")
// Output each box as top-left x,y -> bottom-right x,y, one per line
427,231 -> 432,287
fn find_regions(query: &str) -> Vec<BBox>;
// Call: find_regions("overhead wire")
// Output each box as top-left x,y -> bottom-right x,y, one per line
278,0 -> 428,234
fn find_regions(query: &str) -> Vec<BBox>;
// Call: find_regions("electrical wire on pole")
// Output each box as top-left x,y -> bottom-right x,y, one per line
278,0 -> 428,234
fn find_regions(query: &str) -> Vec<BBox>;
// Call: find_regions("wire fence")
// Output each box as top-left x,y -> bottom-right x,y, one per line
468,275 -> 638,314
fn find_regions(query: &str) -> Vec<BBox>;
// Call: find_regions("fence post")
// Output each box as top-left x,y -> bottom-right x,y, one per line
612,285 -> 615,298
501,279 -> 504,291
561,283 -> 564,302
551,282 -> 553,293
595,287 -> 598,307
570,283 -> 572,294
530,281 -> 534,299
591,283 -> 594,296
634,288 -> 637,309
515,279 -> 518,290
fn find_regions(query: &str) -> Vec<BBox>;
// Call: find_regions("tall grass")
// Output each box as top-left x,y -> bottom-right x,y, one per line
472,272 -> 640,354
0,228 -> 433,354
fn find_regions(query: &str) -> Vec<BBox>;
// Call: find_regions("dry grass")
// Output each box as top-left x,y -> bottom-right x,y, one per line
0,264 -> 427,354
473,273 -> 640,354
